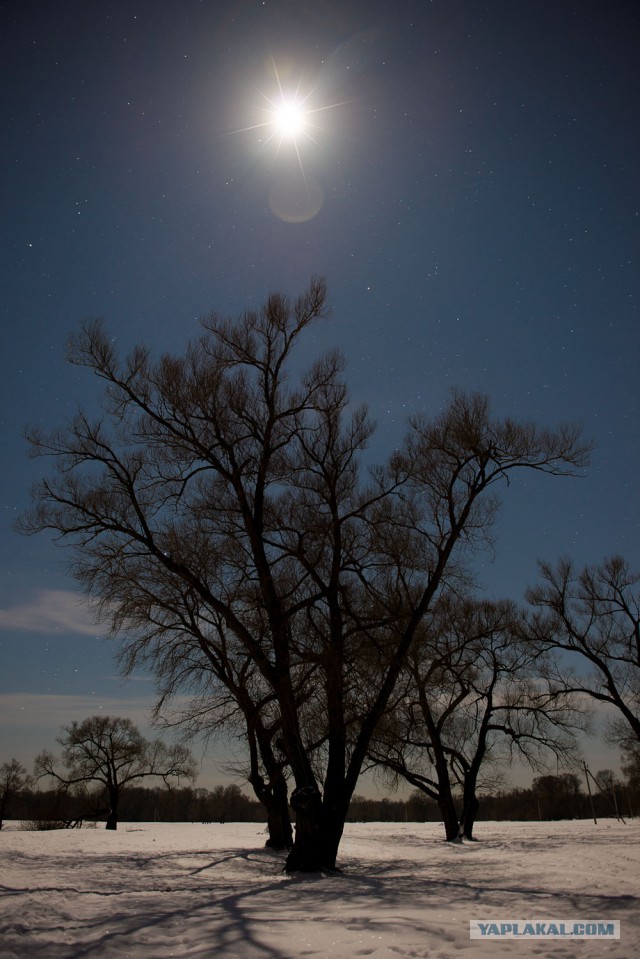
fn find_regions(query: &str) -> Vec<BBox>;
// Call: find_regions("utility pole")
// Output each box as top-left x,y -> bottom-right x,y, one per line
583,762 -> 597,825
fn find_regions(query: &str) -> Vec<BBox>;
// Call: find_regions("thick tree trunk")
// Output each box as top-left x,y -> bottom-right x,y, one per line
285,786 -> 344,872
432,756 -> 461,841
246,729 -> 293,850
439,796 -> 461,841
460,739 -> 485,841
286,786 -> 325,872
460,786 -> 480,841
264,773 -> 293,850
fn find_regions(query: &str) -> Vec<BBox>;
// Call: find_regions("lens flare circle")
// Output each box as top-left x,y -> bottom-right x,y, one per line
268,174 -> 323,223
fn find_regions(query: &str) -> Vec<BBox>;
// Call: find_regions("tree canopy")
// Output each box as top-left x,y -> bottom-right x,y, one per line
21,278 -> 591,869
525,555 -> 640,746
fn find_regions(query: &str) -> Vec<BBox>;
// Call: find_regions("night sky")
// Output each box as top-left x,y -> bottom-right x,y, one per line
1,0 -> 638,788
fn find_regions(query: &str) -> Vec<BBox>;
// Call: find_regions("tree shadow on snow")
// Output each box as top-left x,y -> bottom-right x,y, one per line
2,842 -> 638,959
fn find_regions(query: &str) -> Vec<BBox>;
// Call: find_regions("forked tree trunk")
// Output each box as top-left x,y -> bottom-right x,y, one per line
285,786 -> 345,873
247,732 -> 293,850
431,752 -> 461,841
416,685 -> 461,841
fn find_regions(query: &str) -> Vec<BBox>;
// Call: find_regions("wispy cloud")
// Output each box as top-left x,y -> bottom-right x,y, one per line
0,692 -> 155,729
0,590 -> 108,636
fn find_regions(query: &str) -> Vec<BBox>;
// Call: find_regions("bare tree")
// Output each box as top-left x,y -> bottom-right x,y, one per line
532,772 -> 582,820
620,741 -> 640,815
20,278 -> 590,870
0,758 -> 30,829
368,597 -> 583,841
35,716 -> 196,829
525,555 -> 640,745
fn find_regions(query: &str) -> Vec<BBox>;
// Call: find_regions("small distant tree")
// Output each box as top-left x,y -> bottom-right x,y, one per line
532,772 -> 582,820
0,759 -> 30,829
621,743 -> 640,791
620,742 -> 640,816
35,716 -> 197,829
593,768 -> 626,819
594,768 -> 616,792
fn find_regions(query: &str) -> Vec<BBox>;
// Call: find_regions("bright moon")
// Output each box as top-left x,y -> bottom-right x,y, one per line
273,97 -> 307,139
232,59 -> 351,183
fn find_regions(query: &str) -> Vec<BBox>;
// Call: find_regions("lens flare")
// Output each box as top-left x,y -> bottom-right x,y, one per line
272,96 -> 308,139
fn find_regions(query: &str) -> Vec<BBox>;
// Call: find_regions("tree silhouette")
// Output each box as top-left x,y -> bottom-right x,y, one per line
0,759 -> 30,829
525,555 -> 640,745
35,716 -> 196,829
21,278 -> 590,869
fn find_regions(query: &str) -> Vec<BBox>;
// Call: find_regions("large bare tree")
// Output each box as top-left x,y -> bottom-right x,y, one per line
21,278 -> 590,870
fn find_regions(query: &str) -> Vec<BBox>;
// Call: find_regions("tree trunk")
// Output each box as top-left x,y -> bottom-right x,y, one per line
460,789 -> 480,840
246,727 -> 293,850
438,795 -> 461,841
105,788 -> 119,830
415,681 -> 461,841
460,733 -> 486,841
285,786 -> 344,872
263,773 -> 293,850
432,756 -> 461,841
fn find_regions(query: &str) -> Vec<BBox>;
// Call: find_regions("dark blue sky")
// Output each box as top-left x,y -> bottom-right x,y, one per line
1,0 -> 638,787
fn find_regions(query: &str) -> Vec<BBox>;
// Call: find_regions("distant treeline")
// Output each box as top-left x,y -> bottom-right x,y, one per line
5,772 -> 637,828
349,775 -> 636,824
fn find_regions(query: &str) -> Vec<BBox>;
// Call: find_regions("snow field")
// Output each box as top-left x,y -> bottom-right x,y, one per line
0,819 -> 638,958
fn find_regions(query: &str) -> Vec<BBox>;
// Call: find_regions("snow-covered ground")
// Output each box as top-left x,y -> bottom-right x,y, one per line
1,818 -> 638,958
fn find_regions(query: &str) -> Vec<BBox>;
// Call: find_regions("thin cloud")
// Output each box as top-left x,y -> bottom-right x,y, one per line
0,590 -> 108,636
0,692 -> 154,729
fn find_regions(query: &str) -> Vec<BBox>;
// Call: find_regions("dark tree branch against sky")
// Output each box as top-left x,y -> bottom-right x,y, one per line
1,0 -> 637,788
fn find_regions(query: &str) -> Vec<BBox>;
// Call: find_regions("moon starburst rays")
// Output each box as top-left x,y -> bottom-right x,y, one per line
231,64 -> 347,181
247,92 -> 324,175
